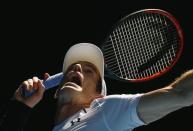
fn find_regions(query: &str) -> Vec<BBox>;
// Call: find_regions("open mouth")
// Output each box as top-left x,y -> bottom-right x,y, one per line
55,72 -> 83,96
65,71 -> 83,87
69,75 -> 82,86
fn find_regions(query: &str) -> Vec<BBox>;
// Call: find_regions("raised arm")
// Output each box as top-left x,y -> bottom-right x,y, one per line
0,74 -> 48,130
137,69 -> 193,124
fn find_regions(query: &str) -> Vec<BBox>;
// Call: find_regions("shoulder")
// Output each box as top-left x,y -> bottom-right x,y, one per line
104,94 -> 143,102
91,94 -> 144,108
90,94 -> 145,130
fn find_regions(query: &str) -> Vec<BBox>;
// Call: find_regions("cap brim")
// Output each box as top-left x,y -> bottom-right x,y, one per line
62,43 -> 104,78
62,43 -> 106,96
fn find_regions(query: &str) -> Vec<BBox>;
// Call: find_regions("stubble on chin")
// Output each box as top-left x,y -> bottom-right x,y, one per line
56,87 -> 82,106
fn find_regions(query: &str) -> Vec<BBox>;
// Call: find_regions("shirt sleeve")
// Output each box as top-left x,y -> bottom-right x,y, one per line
102,94 -> 146,130
0,99 -> 32,130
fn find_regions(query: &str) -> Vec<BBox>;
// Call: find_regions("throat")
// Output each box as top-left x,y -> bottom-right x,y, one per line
54,104 -> 83,125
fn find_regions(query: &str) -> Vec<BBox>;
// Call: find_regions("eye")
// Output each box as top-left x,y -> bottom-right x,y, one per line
83,68 -> 93,74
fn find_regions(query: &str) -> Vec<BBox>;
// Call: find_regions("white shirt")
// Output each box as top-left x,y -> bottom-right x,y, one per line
52,94 -> 145,131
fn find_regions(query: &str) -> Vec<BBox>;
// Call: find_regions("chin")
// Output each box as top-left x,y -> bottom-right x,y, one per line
57,92 -> 72,105
57,88 -> 81,105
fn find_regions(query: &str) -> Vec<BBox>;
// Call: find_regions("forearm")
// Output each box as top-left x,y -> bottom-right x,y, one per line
170,69 -> 193,106
138,69 -> 193,124
0,99 -> 32,130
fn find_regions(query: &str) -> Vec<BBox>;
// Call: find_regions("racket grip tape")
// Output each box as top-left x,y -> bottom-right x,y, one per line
21,73 -> 63,97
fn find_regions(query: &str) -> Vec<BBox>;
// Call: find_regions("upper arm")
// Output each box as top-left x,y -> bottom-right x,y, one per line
137,86 -> 184,124
102,95 -> 145,130
0,100 -> 31,130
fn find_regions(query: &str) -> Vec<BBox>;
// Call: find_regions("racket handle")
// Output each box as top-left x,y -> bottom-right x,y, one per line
21,73 -> 63,97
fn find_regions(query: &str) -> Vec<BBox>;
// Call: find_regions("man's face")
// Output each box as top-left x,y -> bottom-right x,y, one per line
55,61 -> 102,106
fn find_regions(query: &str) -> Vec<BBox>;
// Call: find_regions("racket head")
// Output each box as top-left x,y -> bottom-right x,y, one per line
102,9 -> 184,82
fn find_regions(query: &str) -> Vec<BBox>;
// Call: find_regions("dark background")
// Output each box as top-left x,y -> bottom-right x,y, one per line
1,1 -> 193,130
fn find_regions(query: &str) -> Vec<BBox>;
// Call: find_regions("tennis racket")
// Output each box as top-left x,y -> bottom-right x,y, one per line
22,9 -> 184,97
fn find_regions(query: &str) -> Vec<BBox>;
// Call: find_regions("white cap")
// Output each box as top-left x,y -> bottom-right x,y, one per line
62,43 -> 107,96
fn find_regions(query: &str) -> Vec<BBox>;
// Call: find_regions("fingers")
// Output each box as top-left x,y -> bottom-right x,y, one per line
17,73 -> 48,97
14,87 -> 23,101
36,79 -> 45,95
20,76 -> 41,92
22,72 -> 50,92
33,77 -> 39,90
14,75 -> 47,108
27,78 -> 33,91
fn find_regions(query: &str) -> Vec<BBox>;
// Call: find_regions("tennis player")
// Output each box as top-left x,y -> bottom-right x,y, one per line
1,43 -> 193,131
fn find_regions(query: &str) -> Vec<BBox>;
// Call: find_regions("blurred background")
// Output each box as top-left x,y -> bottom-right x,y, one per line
1,0 -> 193,130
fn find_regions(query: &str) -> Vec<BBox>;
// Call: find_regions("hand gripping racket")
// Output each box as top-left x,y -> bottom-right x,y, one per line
22,9 -> 184,97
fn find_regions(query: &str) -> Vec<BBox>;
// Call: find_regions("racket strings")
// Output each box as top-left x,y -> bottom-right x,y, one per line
103,12 -> 180,80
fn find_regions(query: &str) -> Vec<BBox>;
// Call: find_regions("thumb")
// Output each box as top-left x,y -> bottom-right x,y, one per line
36,79 -> 45,96
44,72 -> 50,80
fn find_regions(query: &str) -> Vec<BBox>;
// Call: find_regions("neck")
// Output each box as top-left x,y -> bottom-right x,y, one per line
54,100 -> 92,125
54,103 -> 83,125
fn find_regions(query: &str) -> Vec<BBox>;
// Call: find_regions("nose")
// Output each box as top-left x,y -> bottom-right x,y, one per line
72,63 -> 82,73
